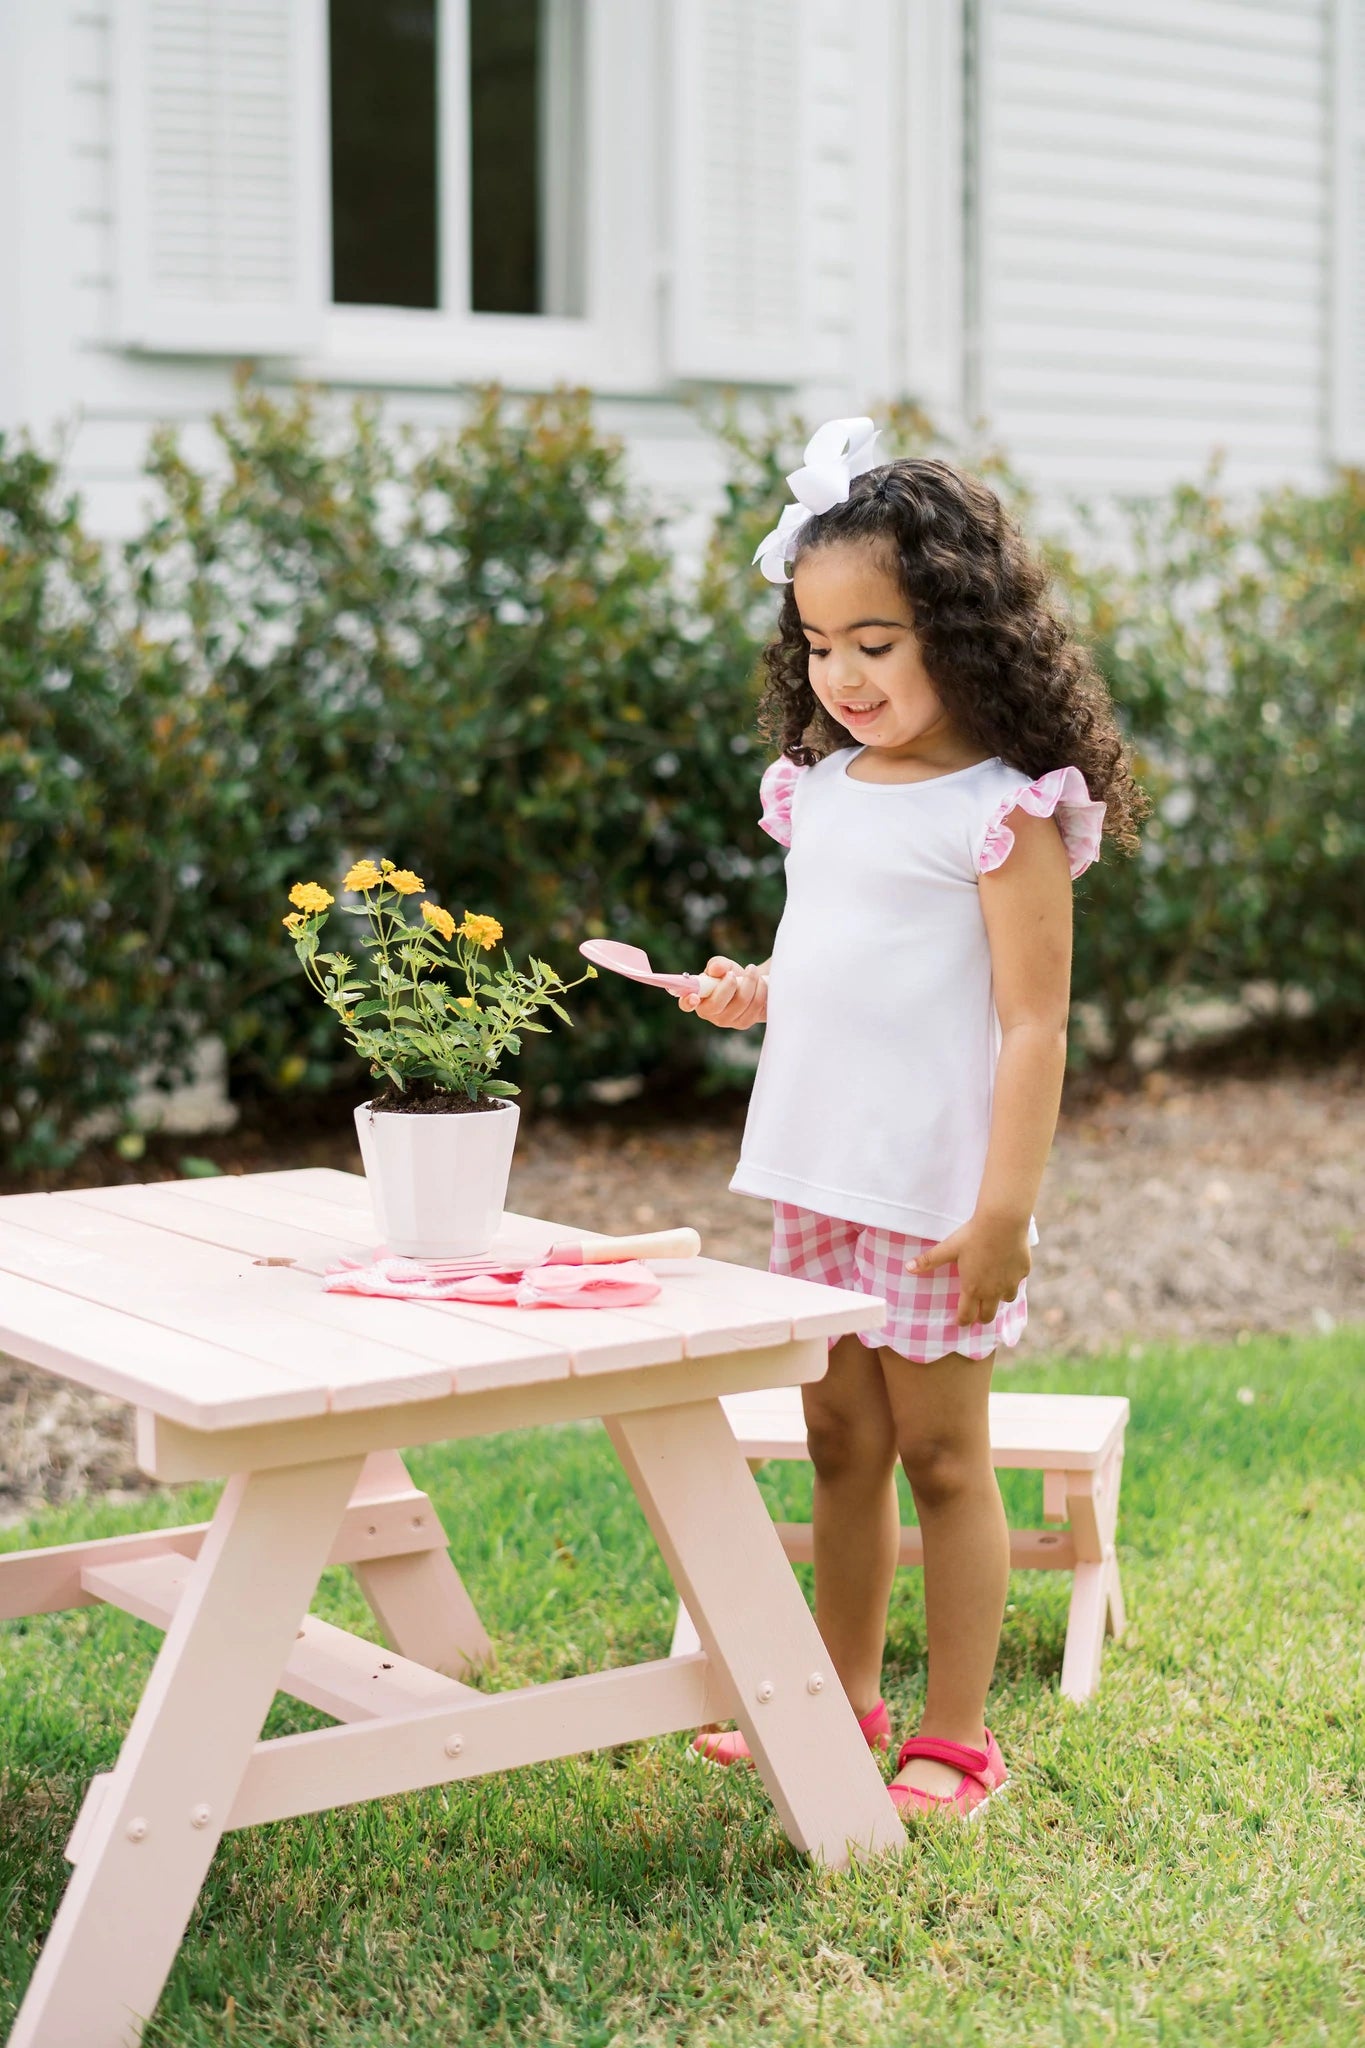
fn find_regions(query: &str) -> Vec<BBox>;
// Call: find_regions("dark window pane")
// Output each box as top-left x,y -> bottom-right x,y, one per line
469,0 -> 584,317
469,0 -> 539,314
330,0 -> 438,309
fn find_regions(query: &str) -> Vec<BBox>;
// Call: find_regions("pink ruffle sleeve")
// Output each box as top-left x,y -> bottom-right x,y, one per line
758,755 -> 806,849
977,766 -> 1106,881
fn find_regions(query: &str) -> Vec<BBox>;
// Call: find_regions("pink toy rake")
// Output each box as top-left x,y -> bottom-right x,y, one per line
410,1225 -> 701,1281
578,939 -> 720,999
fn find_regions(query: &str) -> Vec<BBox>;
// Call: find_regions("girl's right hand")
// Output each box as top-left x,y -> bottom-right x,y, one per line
678,956 -> 768,1029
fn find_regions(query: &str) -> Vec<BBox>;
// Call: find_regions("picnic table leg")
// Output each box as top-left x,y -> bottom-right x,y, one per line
9,1452 -> 364,2048
607,1397 -> 904,1869
669,1457 -> 766,1664
346,1450 -> 493,1677
1059,1447 -> 1126,1704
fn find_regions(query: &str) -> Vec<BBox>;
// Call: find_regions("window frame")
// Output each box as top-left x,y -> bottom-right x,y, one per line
313,0 -> 660,392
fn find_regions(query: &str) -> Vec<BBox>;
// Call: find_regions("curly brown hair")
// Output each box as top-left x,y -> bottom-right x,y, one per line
757,457 -> 1147,850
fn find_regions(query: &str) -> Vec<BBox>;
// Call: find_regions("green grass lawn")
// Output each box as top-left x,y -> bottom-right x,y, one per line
2,1331 -> 1362,2046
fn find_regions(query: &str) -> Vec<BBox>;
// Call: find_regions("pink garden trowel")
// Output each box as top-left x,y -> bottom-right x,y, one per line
579,939 -> 721,1000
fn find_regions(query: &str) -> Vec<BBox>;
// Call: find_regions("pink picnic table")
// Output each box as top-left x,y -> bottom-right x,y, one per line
0,1168 -> 905,2048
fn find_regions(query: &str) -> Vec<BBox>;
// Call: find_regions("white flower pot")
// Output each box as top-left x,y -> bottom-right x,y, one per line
353,1098 -> 520,1258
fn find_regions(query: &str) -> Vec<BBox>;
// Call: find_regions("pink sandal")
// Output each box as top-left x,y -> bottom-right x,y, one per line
888,1730 -> 1008,1819
692,1697 -> 891,1768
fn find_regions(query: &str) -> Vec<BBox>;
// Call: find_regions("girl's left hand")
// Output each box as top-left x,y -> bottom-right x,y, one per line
908,1214 -> 1031,1328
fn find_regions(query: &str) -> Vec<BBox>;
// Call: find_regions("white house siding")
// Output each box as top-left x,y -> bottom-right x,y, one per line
976,0 -> 1334,494
0,1 -> 1349,542
0,3 -> 233,535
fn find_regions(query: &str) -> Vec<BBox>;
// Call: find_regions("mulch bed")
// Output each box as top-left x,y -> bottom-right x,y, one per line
2,1062 -> 1361,1524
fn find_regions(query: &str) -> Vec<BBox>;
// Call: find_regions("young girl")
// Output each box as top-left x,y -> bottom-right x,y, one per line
680,420 -> 1144,1816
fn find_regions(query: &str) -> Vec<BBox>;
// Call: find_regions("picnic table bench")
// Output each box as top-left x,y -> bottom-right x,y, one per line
672,1386 -> 1129,1702
0,1167 -> 905,2048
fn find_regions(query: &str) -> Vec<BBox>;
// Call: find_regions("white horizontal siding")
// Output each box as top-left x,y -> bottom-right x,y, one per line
68,4 -> 117,340
803,0 -> 860,385
1334,0 -> 1365,458
978,0 -> 1334,490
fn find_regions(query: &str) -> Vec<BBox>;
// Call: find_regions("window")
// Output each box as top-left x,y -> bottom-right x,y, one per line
327,0 -> 585,319
329,0 -> 439,310
469,0 -> 586,316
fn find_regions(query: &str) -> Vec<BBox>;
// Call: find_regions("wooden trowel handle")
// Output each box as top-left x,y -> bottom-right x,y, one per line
579,1227 -> 701,1264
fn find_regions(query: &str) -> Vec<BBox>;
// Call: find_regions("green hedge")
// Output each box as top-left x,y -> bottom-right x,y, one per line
1,388 -> 1361,1168
0,444 -> 213,1168
1061,471 -> 1365,1059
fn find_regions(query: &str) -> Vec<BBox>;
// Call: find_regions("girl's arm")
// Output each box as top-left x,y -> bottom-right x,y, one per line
678,956 -> 770,1028
912,810 -> 1073,1326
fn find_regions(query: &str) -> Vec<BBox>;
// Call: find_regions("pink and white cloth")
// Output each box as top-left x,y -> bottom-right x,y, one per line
769,1202 -> 1026,1364
324,1256 -> 663,1309
975,763 -> 1105,879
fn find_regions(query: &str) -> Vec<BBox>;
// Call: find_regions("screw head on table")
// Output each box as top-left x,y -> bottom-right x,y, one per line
444,1734 -> 464,1758
806,1672 -> 825,1695
126,1817 -> 148,1842
756,1680 -> 775,1703
190,1805 -> 211,1829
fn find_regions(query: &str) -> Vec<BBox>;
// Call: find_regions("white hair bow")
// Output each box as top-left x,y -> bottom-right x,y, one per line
752,416 -> 883,585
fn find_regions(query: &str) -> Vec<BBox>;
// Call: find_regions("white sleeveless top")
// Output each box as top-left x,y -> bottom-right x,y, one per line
729,748 -> 1105,1240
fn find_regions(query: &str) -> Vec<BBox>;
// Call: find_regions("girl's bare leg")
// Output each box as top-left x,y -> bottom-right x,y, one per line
801,1333 -> 901,1718
880,1348 -> 1010,1798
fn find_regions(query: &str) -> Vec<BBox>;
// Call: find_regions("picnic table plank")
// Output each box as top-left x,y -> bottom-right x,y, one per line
719,1387 -> 1130,1470
139,1172 -> 392,1247
0,1198 -> 454,1413
65,1185 -> 575,1396
0,1266 -> 325,1430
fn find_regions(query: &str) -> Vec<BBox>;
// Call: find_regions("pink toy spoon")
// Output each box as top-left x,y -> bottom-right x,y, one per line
578,939 -> 720,999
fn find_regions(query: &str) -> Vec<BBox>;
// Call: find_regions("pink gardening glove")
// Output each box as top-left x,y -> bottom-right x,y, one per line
324,1257 -> 662,1309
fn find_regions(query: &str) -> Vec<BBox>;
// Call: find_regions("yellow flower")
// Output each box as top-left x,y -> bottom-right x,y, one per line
288,882 -> 334,914
456,996 -> 477,1009
282,911 -> 305,932
380,859 -> 395,874
421,901 -> 456,941
460,913 -> 503,951
388,868 -> 424,895
342,859 -> 383,893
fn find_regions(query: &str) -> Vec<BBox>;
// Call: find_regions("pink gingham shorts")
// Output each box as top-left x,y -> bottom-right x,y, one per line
769,1202 -> 1027,1364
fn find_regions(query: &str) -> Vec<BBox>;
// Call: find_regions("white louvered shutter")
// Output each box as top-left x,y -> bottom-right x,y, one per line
975,0 -> 1338,494
113,0 -> 325,354
1333,0 -> 1365,461
668,0 -> 808,384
